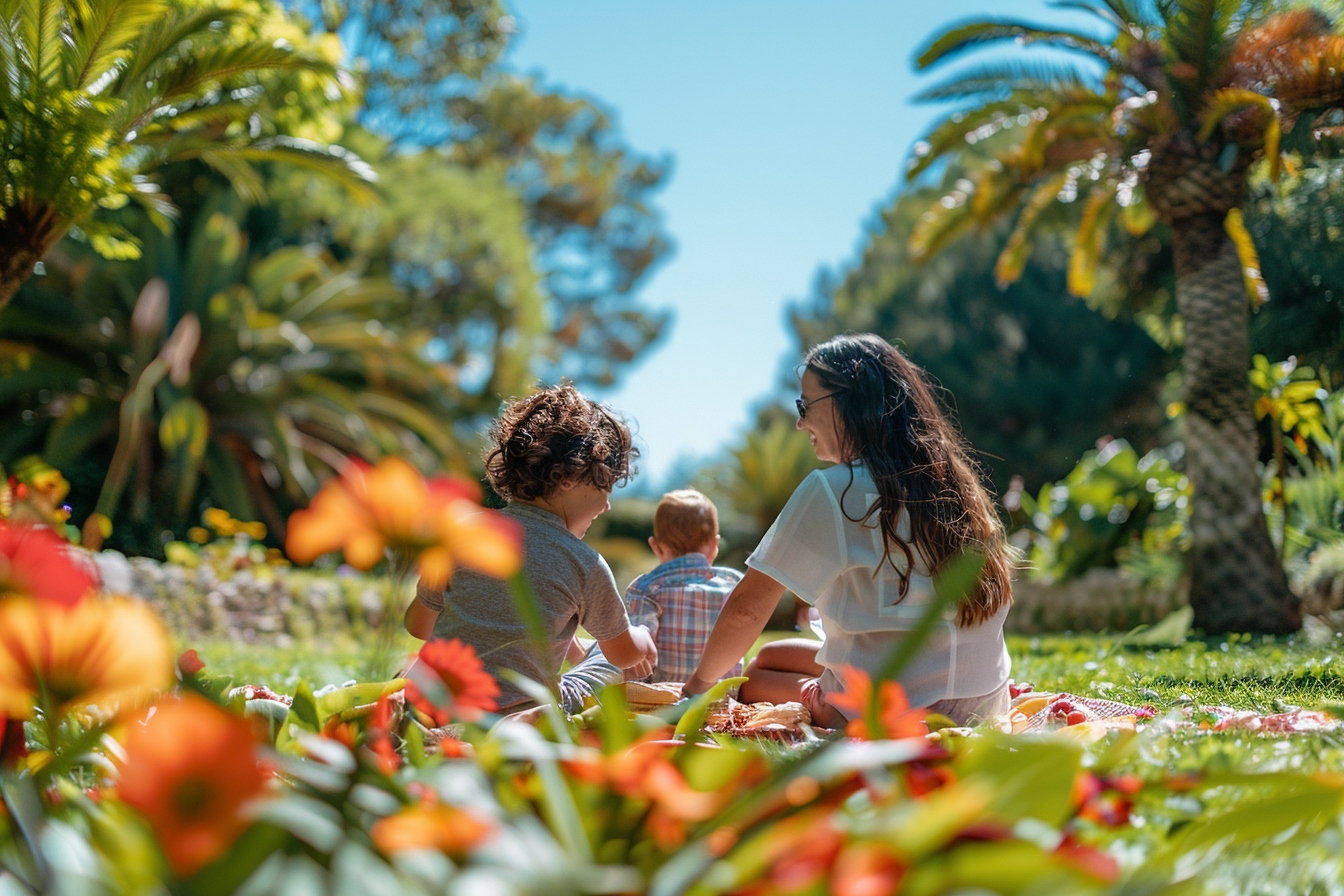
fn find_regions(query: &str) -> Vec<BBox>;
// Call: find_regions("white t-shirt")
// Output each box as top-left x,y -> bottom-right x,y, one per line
746,463 -> 1010,712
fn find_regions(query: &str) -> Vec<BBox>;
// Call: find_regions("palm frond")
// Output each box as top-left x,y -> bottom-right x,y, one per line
224,137 -> 379,205
197,150 -> 267,205
909,188 -> 980,262
112,6 -> 237,98
993,170 -> 1073,286
354,391 -> 461,459
916,19 -> 1119,70
1051,0 -> 1155,31
907,100 -> 1041,180
1263,34 -> 1344,113
1020,98 -> 1117,172
1119,183 -> 1158,235
1198,87 -> 1280,175
1224,207 -> 1269,307
20,0 -> 63,91
1158,0 -> 1239,89
63,0 -> 160,90
154,42 -> 337,106
914,59 -> 1104,103
1067,186 -> 1118,296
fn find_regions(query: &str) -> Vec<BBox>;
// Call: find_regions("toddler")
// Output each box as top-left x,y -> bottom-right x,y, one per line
405,384 -> 657,714
626,488 -> 743,684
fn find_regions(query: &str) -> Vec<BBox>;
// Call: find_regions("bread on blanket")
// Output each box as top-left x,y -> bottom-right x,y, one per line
704,698 -> 812,737
624,680 -> 684,712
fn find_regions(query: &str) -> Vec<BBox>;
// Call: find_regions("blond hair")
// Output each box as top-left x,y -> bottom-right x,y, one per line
653,489 -> 719,555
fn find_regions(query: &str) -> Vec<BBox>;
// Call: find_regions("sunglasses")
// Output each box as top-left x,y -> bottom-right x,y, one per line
796,392 -> 841,420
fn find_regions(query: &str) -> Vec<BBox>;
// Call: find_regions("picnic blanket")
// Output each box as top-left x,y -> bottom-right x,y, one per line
995,685 -> 1342,738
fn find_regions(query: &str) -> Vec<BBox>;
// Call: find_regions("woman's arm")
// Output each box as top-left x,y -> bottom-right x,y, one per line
682,568 -> 786,696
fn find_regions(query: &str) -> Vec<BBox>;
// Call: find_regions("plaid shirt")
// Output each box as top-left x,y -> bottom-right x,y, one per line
625,554 -> 743,684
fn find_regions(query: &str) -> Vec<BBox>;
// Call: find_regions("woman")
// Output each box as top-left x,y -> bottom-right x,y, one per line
681,333 -> 1014,726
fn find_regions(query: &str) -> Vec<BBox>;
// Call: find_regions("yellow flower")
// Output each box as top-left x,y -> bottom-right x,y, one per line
188,527 -> 210,544
0,596 -> 174,720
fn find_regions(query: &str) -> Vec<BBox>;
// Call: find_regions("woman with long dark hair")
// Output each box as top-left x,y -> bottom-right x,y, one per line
682,333 -> 1014,726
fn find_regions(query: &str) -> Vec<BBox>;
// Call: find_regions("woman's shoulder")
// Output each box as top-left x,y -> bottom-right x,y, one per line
811,462 -> 875,494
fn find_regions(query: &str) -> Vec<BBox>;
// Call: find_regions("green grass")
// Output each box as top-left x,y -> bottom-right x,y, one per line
1010,632 -> 1344,712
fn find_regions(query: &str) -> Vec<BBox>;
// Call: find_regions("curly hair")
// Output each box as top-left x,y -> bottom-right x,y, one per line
484,383 -> 637,502
804,333 -> 1012,627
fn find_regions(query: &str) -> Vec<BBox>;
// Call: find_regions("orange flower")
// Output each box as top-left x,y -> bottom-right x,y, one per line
118,695 -> 270,878
0,521 -> 96,607
405,638 -> 500,725
371,802 -> 493,856
285,457 -> 522,586
831,842 -> 906,896
828,666 -> 928,740
0,596 -> 173,719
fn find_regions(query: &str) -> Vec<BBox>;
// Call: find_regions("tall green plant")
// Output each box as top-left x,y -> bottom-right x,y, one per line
910,0 -> 1344,633
0,196 -> 461,551
0,0 -> 374,308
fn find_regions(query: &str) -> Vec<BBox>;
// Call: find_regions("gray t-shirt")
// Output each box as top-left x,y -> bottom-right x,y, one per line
415,502 -> 631,710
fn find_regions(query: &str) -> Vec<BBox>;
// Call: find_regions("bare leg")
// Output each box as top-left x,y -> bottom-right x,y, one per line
740,639 -> 823,704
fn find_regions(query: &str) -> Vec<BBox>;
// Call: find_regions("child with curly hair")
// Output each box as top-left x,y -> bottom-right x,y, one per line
404,383 -> 657,714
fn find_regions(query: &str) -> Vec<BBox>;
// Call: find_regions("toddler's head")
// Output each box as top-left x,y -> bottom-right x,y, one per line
650,488 -> 720,562
484,383 -> 637,502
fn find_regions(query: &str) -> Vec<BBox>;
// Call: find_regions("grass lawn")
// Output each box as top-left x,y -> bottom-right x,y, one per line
190,626 -> 1344,894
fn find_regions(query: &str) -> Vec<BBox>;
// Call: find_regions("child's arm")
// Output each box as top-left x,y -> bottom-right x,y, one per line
404,579 -> 442,640
565,635 -> 589,665
404,599 -> 437,640
598,624 -> 658,680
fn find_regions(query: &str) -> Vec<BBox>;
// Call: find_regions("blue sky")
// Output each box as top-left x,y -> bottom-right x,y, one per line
504,1 -> 1093,489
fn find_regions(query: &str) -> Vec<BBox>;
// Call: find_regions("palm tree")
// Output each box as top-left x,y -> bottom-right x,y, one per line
0,0 -> 374,308
910,0 -> 1344,633
0,195 -> 463,552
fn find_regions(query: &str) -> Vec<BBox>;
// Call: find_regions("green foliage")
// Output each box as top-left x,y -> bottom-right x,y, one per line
2,194 -> 464,551
259,128 -> 550,422
1016,439 -> 1191,583
694,408 -> 824,566
791,169 -> 1173,494
0,0 -> 370,304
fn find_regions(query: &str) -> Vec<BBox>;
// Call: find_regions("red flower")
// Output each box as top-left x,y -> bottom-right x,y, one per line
366,696 -> 400,775
405,639 -> 500,725
0,522 -> 95,606
176,649 -> 206,676
828,666 -> 928,740
118,695 -> 270,878
1054,834 -> 1120,882
0,716 -> 26,767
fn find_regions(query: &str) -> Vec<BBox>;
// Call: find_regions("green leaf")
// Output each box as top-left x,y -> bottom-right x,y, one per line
674,676 -> 748,741
916,19 -> 1118,69
1121,604 -> 1193,648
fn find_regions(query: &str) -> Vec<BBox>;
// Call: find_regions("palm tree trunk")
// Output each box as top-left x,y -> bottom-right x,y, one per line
1174,212 -> 1299,634
0,206 -> 61,311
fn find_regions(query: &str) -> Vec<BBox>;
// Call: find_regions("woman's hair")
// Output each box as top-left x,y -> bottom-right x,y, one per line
804,333 -> 1012,626
653,488 -> 719,555
485,383 -> 637,502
